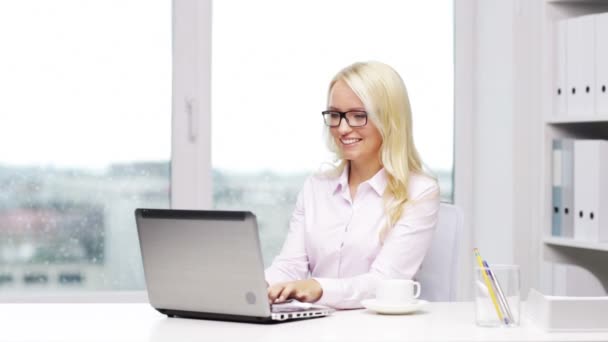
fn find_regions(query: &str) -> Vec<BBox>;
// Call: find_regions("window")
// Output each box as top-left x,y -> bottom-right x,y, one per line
0,1 -> 171,293
212,0 -> 454,265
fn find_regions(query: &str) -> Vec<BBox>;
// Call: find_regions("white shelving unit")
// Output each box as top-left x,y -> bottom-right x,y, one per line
544,236 -> 608,252
545,116 -> 608,124
541,0 -> 608,294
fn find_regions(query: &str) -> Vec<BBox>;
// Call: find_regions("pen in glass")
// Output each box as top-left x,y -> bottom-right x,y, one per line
473,248 -> 505,323
483,260 -> 513,325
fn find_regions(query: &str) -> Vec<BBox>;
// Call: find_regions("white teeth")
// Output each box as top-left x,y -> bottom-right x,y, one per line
341,138 -> 361,145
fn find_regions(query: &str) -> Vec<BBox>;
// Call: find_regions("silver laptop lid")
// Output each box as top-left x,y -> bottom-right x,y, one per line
135,209 -> 271,318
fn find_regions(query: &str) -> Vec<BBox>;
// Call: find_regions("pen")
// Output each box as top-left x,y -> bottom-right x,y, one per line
483,260 -> 513,324
473,248 -> 505,324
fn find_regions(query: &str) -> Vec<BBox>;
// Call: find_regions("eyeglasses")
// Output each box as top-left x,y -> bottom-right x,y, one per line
321,110 -> 368,127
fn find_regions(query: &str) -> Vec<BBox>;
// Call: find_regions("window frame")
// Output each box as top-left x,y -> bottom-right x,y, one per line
0,0 -> 209,303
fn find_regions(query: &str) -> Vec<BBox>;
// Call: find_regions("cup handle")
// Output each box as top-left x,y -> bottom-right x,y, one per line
413,281 -> 421,298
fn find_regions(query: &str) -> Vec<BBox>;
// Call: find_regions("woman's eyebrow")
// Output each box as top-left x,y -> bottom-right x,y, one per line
327,106 -> 366,112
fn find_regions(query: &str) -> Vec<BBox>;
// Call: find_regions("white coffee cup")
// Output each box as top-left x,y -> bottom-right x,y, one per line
375,279 -> 421,305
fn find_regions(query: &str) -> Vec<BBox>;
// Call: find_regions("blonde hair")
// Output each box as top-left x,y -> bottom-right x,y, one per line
324,61 -> 429,241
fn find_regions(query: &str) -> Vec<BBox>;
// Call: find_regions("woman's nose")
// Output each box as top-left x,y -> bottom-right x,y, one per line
336,118 -> 352,134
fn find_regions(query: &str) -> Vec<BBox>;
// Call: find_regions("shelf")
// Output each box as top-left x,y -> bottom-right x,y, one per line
547,0 -> 608,4
542,237 -> 608,290
545,116 -> 608,124
544,236 -> 608,252
541,0 -> 608,296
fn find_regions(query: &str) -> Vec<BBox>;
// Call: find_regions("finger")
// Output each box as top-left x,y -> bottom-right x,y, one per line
277,284 -> 295,303
268,285 -> 284,302
295,280 -> 321,302
267,284 -> 284,303
294,290 -> 308,302
269,286 -> 285,303
294,286 -> 311,302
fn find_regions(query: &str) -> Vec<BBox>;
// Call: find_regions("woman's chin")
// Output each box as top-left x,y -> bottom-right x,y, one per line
340,152 -> 360,162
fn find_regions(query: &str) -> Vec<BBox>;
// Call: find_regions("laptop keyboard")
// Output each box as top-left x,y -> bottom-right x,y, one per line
271,300 -> 324,313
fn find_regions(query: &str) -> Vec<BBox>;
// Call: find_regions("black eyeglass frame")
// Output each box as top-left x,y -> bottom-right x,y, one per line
321,110 -> 368,127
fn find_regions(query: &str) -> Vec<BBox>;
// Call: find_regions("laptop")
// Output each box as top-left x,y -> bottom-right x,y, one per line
134,208 -> 333,323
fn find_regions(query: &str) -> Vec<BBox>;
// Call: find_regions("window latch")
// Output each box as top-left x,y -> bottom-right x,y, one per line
186,97 -> 198,143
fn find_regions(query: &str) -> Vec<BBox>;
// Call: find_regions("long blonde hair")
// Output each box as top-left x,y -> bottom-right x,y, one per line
324,61 -> 428,240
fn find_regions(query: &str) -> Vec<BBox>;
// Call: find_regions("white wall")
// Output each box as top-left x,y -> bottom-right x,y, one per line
473,0 -> 516,265
459,0 -> 543,299
453,0 -> 476,300
511,0 -> 544,299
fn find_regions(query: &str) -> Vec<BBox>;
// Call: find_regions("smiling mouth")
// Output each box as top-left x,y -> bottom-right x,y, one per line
340,138 -> 362,145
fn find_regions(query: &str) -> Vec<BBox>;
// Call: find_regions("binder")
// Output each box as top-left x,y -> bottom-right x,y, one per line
574,140 -> 592,241
566,15 -> 596,117
560,139 -> 575,238
566,16 -> 582,116
555,20 -> 568,117
573,140 -> 608,242
580,15 -> 596,117
597,141 -> 608,242
551,140 -> 563,236
596,13 -> 608,115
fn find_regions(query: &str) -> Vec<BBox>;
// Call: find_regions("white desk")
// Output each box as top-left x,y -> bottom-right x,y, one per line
1,302 -> 607,342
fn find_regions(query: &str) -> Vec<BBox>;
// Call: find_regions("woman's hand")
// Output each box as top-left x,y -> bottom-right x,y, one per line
267,279 -> 323,304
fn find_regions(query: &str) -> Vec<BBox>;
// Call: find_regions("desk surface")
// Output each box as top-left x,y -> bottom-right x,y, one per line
1,302 -> 607,342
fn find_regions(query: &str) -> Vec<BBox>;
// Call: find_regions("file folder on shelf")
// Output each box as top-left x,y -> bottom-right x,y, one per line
573,140 -> 608,242
551,140 -> 563,236
596,13 -> 608,115
566,16 -> 580,116
560,139 -> 574,238
566,15 -> 596,117
555,20 -> 568,117
551,139 -> 574,238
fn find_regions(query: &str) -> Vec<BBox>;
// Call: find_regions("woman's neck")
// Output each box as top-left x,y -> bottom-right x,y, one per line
348,159 -> 383,186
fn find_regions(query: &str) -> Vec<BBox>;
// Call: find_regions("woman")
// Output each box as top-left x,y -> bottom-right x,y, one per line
265,61 -> 440,309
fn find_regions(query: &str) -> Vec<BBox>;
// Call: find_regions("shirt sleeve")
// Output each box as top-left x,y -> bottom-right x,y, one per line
264,178 -> 311,285
313,180 -> 440,309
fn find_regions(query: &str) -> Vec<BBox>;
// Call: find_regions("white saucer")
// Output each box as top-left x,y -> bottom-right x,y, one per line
360,299 -> 429,315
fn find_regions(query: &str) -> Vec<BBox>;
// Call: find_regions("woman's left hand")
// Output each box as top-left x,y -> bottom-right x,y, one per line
267,279 -> 323,304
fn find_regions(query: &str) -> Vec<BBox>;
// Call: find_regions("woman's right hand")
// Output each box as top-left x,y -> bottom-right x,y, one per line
266,279 -> 323,304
